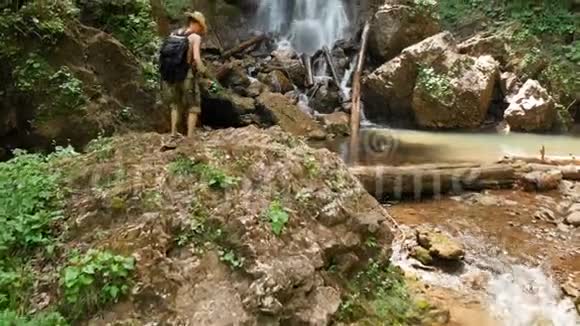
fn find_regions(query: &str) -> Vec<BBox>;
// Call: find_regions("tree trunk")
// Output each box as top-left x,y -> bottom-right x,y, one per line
349,21 -> 371,165
350,163 -> 516,199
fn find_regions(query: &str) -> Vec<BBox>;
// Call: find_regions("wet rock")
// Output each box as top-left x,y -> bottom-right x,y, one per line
320,112 -> 350,136
410,245 -> 433,265
256,92 -> 325,139
369,0 -> 441,62
309,82 -> 342,114
271,46 -> 298,61
458,33 -> 509,66
521,170 -> 563,192
259,70 -> 294,94
416,228 -> 464,261
504,79 -> 557,132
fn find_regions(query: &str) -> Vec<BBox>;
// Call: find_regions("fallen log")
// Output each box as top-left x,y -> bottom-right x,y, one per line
501,155 -> 580,166
322,46 -> 343,98
222,34 -> 267,59
349,20 -> 371,165
518,163 -> 580,181
302,53 -> 314,87
350,163 -> 516,199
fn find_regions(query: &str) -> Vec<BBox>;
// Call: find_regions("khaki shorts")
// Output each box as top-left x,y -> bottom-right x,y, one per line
162,71 -> 201,113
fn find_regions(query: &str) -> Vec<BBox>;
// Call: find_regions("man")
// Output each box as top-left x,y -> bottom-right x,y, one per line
160,11 -> 212,140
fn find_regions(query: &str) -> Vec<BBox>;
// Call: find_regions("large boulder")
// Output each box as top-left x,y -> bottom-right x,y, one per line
258,70 -> 294,94
257,92 -> 326,139
458,33 -> 509,67
368,0 -> 441,62
57,127 -> 394,324
363,32 -> 500,128
412,55 -> 499,129
504,79 -> 557,131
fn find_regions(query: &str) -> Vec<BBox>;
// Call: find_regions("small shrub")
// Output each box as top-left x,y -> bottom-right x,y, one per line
265,200 -> 289,236
168,155 -> 197,176
60,250 -> 135,318
0,151 -> 64,256
219,249 -> 244,269
337,260 -> 421,325
0,310 -> 68,326
303,155 -> 319,178
195,164 -> 240,190
416,66 -> 453,103
169,156 -> 240,189
85,135 -> 115,161
0,262 -> 33,312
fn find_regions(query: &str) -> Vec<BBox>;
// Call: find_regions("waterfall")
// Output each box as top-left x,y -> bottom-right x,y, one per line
256,0 -> 349,55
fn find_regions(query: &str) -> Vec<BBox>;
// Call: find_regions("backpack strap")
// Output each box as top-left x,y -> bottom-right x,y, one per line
172,28 -> 195,38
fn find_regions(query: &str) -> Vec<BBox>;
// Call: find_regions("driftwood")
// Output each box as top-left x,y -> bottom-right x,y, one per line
349,21 -> 371,165
322,46 -> 342,97
350,163 -> 516,199
222,34 -> 267,58
302,53 -> 314,87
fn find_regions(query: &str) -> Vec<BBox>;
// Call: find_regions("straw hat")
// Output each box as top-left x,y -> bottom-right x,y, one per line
185,11 -> 208,34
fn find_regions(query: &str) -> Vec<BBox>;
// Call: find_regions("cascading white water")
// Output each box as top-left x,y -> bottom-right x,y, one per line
256,0 -> 349,55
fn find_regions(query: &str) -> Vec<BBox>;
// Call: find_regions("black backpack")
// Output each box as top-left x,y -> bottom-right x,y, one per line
159,30 -> 193,83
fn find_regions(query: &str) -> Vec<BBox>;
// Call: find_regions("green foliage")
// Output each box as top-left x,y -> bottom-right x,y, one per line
85,135 -> 115,161
337,261 -> 419,325
303,155 -> 319,178
11,55 -> 87,121
0,310 -> 68,326
0,261 -> 33,312
265,200 -> 289,236
60,250 -> 135,318
413,0 -> 438,18
0,151 -> 64,256
0,0 -> 77,55
439,0 -> 577,38
168,155 -> 240,189
176,201 -> 222,248
219,249 -> 245,269
416,66 -> 453,103
168,154 -> 197,176
163,0 -> 191,20
75,0 -> 159,60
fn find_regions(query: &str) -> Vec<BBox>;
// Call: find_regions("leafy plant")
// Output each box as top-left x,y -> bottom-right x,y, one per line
0,310 -> 68,326
75,0 -> 159,60
12,55 -> 87,121
0,261 -> 33,312
416,66 -> 453,103
0,151 -> 64,256
337,260 -> 420,325
195,164 -> 240,190
219,249 -> 244,269
60,250 -> 135,318
168,154 -> 197,176
303,155 -> 319,178
265,200 -> 289,236
169,156 -> 240,190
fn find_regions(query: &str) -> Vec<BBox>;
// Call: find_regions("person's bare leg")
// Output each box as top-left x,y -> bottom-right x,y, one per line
171,105 -> 180,137
187,111 -> 199,138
